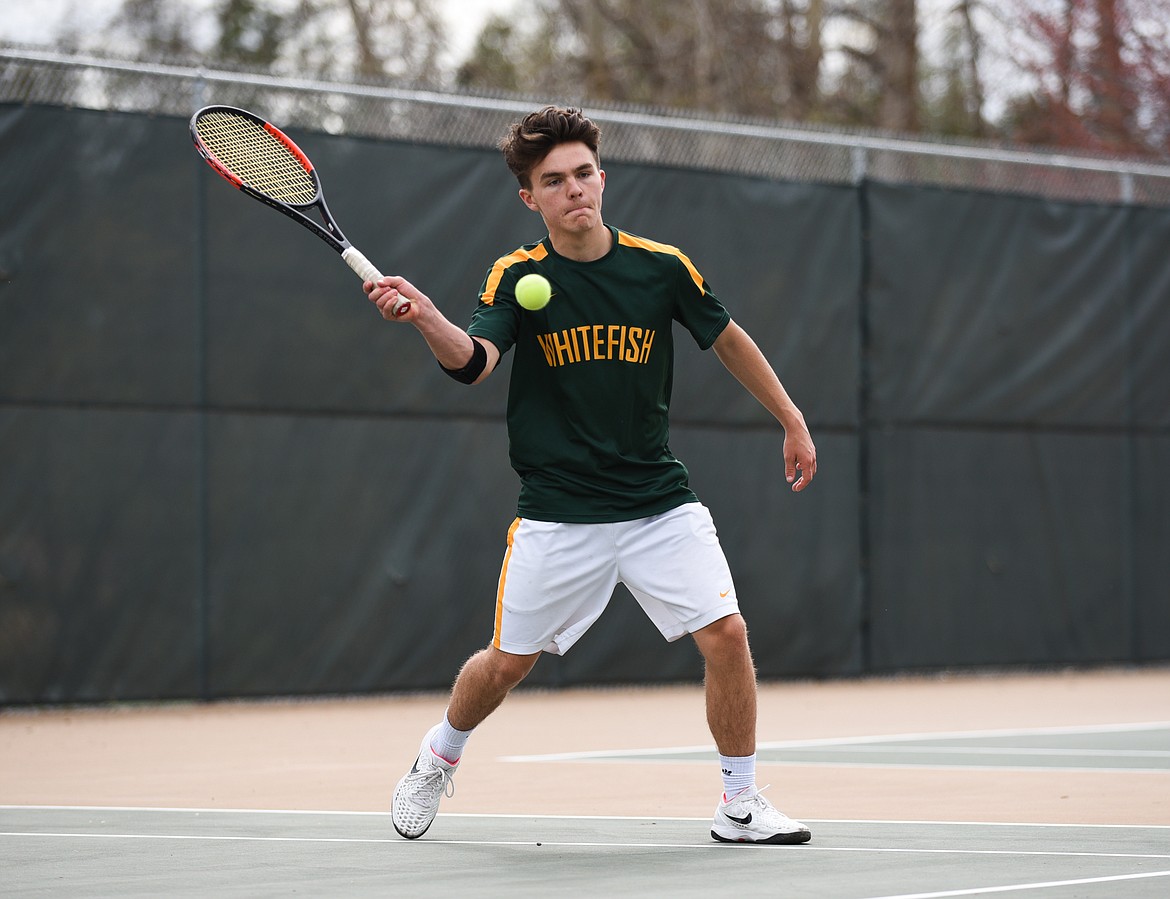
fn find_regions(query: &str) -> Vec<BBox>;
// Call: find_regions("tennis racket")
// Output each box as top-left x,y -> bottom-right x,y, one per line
190,105 -> 409,316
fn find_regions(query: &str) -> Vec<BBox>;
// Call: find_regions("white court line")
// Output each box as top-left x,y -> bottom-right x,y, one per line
495,758 -> 1170,774
501,721 -> 1170,763
797,818 -> 1170,830
3,831 -> 1170,860
758,721 -> 1170,749
0,805 -> 396,817
447,813 -> 1170,829
4,807 -> 1170,829
2,832 -> 404,845
860,869 -> 1170,899
775,747 -> 1170,758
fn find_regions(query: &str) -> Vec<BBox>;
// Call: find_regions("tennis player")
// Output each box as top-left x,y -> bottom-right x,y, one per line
366,106 -> 817,845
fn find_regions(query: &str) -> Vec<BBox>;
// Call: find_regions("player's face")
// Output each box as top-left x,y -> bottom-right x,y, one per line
520,142 -> 605,237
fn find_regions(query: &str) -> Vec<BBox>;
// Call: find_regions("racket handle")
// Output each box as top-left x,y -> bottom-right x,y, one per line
343,246 -> 411,317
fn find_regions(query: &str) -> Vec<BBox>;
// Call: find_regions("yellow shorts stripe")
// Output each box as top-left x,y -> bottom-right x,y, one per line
493,518 -> 523,649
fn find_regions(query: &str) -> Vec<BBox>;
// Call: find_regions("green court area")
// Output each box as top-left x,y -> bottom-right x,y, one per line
505,723 -> 1170,773
3,807 -> 1169,898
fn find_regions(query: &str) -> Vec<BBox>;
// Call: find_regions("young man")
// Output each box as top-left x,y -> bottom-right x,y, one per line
366,106 -> 817,845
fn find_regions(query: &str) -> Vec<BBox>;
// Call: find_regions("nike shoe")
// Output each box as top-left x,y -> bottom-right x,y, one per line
392,724 -> 459,839
711,786 -> 812,845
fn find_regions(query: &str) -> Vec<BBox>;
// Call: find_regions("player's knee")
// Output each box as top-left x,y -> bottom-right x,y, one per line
694,614 -> 750,660
706,612 -> 748,642
488,647 -> 539,689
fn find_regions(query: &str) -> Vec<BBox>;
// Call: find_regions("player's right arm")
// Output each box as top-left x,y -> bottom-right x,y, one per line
366,275 -> 500,384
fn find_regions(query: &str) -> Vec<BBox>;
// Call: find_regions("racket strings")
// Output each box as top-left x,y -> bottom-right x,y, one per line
196,112 -> 317,205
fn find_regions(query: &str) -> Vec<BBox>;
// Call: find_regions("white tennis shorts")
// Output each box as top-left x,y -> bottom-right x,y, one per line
492,502 -> 740,656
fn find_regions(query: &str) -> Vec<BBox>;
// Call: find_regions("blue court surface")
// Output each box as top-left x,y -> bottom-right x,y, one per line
3,805 -> 1168,897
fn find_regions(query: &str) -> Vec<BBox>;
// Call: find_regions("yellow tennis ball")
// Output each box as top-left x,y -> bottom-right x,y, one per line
515,273 -> 552,311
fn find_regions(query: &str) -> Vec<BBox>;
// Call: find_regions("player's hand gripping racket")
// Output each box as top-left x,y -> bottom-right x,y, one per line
190,105 -> 409,316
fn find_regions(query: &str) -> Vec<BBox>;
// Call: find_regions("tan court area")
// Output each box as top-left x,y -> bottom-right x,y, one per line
2,667 -> 1168,826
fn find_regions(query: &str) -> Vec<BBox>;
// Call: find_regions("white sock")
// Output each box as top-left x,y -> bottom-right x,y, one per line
719,753 -> 756,800
429,710 -> 473,765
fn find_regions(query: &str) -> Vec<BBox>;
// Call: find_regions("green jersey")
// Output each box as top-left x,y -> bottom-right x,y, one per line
468,226 -> 731,523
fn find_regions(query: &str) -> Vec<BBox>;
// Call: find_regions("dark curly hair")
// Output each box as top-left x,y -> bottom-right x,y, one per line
499,106 -> 602,189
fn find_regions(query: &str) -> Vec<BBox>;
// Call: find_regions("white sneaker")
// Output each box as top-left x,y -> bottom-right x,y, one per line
392,724 -> 459,839
711,786 -> 812,845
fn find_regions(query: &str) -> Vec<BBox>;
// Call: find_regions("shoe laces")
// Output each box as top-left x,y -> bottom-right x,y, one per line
729,784 -> 782,814
748,785 -> 799,822
403,755 -> 456,803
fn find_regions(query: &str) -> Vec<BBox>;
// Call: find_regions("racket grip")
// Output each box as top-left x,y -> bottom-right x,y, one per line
343,246 -> 410,317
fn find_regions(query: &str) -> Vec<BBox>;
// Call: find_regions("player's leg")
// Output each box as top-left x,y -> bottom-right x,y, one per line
691,613 -> 756,759
447,646 -> 540,731
391,646 -> 538,840
693,617 -> 811,844
618,504 -> 811,844
392,518 -> 619,839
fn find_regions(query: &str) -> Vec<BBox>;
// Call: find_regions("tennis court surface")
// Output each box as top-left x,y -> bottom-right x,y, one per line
3,668 -> 1168,896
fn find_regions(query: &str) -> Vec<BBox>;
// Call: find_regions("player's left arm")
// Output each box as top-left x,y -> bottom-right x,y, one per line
712,320 -> 817,492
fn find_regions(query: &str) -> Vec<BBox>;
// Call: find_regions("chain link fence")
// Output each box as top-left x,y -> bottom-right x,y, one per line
4,46 -> 1170,205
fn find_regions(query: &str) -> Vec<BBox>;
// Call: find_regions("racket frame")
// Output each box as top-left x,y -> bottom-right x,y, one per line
189,105 -> 407,315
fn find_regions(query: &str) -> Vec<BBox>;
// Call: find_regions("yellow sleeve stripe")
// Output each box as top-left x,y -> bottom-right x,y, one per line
617,231 -> 706,294
482,244 -> 550,305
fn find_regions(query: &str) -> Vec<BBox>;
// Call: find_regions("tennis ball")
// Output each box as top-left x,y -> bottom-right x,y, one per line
515,273 -> 552,311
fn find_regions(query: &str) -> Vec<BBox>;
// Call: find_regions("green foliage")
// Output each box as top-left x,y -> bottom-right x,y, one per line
455,16 -> 521,93
215,0 -> 285,68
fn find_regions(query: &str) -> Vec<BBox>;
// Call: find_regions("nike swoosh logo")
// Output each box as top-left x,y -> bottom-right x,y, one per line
719,590 -> 730,598
726,812 -> 752,825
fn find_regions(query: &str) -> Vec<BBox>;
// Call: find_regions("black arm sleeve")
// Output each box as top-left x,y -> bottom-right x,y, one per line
439,337 -> 488,385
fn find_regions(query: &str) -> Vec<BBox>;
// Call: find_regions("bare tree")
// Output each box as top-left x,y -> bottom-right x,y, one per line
77,0 -> 445,85
831,0 -> 920,132
1003,0 -> 1170,158
458,0 -> 835,121
282,0 -> 445,82
956,0 -> 987,136
919,0 -> 989,139
105,0 -> 202,61
778,0 -> 826,122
